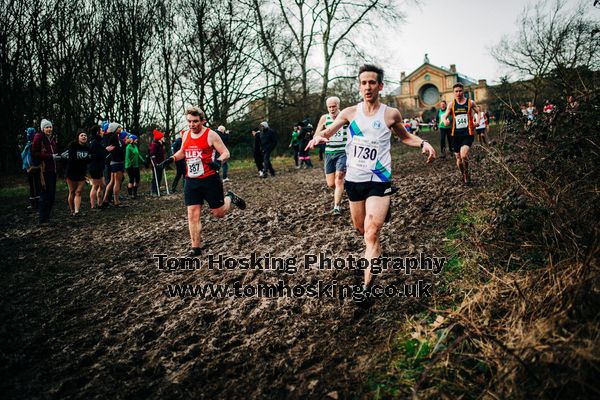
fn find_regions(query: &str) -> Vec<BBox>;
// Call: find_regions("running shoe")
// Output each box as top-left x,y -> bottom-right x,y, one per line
226,191 -> 246,210
188,247 -> 202,257
332,207 -> 341,215
223,178 -> 231,183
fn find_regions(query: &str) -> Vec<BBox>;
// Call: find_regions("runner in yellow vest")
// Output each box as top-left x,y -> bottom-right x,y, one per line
441,82 -> 480,185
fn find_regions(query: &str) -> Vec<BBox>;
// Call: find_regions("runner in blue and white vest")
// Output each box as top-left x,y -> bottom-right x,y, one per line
307,64 -> 436,291
315,96 -> 348,215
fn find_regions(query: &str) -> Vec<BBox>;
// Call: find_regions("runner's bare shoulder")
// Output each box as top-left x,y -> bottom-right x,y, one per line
384,105 -> 403,125
339,105 -> 358,121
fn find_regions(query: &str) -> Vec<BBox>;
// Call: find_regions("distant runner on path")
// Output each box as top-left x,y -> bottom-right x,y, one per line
307,64 -> 436,292
315,96 -> 348,215
475,109 -> 488,145
441,83 -> 480,185
157,106 -> 246,256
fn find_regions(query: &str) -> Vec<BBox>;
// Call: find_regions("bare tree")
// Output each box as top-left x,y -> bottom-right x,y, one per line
491,0 -> 600,102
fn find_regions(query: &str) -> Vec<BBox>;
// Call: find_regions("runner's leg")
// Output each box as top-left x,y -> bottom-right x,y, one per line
113,172 -> 123,204
349,200 -> 366,235
460,145 -> 470,183
211,197 -> 231,218
66,178 -> 76,213
187,205 -> 202,248
363,195 -> 390,286
74,181 -> 85,212
334,171 -> 345,209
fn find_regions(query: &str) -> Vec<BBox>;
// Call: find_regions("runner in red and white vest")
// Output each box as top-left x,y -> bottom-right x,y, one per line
157,106 -> 246,256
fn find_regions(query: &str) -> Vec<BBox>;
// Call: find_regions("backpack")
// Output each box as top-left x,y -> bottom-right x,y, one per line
21,143 -> 33,171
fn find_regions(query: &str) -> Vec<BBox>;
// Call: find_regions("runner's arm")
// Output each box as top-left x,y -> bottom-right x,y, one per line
171,147 -> 185,162
390,108 -> 436,163
471,100 -> 480,126
441,105 -> 452,126
209,131 -> 230,163
306,108 -> 351,149
313,115 -> 328,137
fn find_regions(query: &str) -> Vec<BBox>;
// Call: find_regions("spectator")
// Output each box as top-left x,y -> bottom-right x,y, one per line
298,121 -> 314,168
251,128 -> 264,177
289,125 -> 300,168
259,121 -> 277,178
31,119 -> 59,224
149,129 -> 166,195
65,129 -> 92,215
101,122 -> 125,207
125,134 -> 145,198
21,127 -> 41,210
88,125 -> 106,210
216,126 -> 231,182
171,132 -> 186,192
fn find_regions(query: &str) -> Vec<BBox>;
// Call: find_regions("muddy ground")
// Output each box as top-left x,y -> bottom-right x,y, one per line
0,137 -> 492,399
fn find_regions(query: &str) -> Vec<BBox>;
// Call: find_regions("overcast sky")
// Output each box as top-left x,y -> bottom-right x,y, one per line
378,0 -> 595,88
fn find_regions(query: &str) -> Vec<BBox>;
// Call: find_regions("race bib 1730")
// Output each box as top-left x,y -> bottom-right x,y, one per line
349,136 -> 379,170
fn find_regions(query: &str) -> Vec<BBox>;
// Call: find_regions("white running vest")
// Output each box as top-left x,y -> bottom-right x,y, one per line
345,102 -> 393,183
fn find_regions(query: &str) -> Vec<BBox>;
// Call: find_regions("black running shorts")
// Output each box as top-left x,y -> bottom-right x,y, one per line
89,168 -> 103,180
451,135 -> 474,153
184,173 -> 224,208
345,180 -> 392,202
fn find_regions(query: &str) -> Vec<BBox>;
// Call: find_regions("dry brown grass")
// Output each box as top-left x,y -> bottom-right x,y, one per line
407,97 -> 600,399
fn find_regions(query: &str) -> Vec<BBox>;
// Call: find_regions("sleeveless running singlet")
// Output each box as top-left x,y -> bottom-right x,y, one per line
476,112 -> 487,129
182,128 -> 217,179
345,102 -> 392,183
324,114 -> 347,154
438,108 -> 451,128
451,99 -> 473,137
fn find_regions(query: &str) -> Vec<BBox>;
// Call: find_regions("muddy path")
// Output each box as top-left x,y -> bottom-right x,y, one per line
0,141 -> 492,399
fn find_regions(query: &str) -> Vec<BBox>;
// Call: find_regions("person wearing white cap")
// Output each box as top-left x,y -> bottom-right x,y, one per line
31,119 -> 59,224
101,122 -> 125,207
259,121 -> 277,178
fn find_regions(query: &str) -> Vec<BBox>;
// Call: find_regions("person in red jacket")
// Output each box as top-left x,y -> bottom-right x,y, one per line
157,106 -> 246,256
31,119 -> 59,224
149,129 -> 166,195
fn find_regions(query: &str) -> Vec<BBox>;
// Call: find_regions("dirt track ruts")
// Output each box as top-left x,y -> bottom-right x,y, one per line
0,145 -> 489,399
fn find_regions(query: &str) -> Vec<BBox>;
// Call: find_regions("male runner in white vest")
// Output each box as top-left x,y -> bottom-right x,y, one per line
307,64 -> 436,291
315,96 -> 347,215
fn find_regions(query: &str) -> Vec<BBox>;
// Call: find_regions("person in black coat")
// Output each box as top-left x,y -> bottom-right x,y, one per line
170,133 -> 186,192
251,128 -> 264,176
65,129 -> 92,215
259,121 -> 277,177
88,125 -> 107,210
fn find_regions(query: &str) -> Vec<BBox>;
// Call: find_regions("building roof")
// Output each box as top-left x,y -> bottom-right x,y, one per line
402,62 -> 451,82
396,62 -> 479,92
